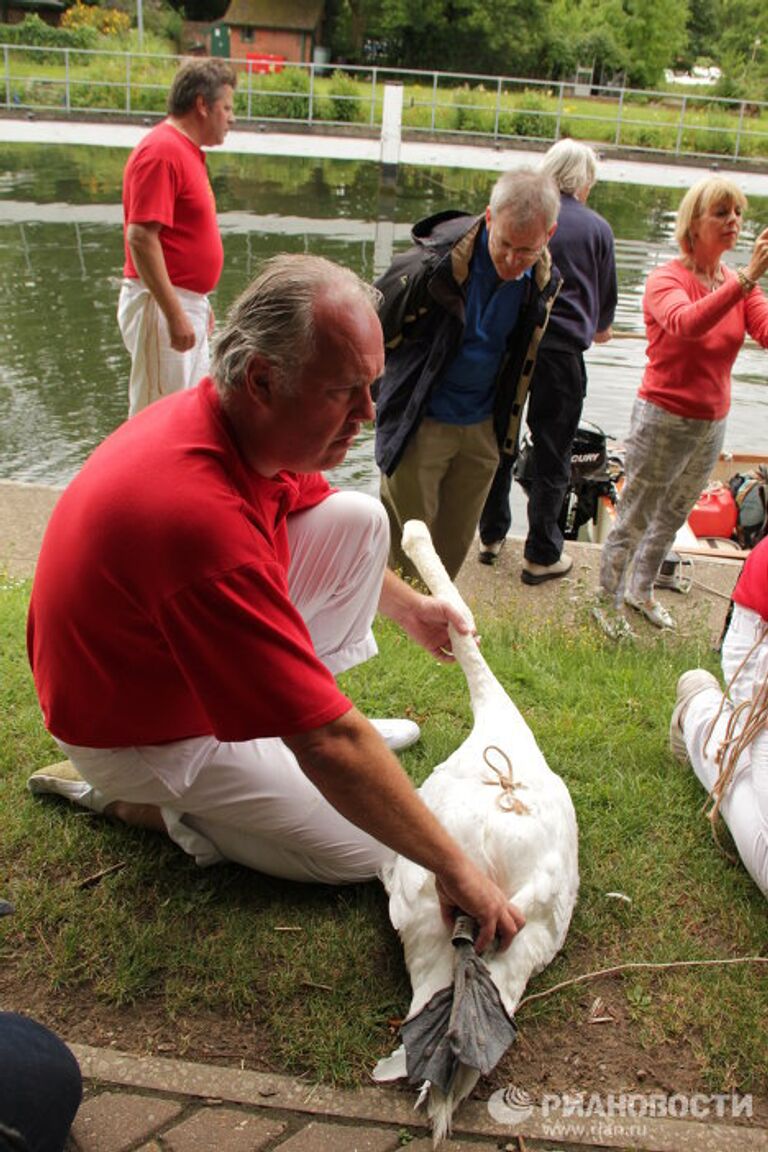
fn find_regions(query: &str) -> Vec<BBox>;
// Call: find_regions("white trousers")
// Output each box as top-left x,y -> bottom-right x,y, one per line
56,492 -> 396,884
682,603 -> 768,897
117,278 -> 211,418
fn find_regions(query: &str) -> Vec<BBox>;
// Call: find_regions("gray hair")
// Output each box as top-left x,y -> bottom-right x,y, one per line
489,166 -> 560,230
211,254 -> 380,399
541,138 -> 597,196
167,58 -> 238,116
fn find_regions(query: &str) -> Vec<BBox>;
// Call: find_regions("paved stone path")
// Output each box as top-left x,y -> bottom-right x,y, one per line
68,1044 -> 765,1152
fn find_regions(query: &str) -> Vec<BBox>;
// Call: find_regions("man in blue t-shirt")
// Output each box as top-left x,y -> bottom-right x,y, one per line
374,168 -> 561,581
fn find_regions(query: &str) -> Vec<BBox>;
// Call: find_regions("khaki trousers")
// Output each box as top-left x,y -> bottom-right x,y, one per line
381,416 -> 499,581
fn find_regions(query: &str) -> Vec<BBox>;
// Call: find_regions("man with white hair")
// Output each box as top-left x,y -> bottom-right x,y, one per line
28,255 -> 524,956
479,139 -> 617,583
374,167 -> 561,581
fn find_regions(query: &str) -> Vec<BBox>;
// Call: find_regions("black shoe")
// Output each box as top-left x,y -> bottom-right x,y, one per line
478,538 -> 505,566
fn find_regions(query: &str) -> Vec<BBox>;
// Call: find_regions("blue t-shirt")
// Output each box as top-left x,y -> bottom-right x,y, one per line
428,225 -> 528,425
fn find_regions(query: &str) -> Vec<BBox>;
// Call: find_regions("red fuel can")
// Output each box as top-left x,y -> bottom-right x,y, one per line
687,483 -> 737,539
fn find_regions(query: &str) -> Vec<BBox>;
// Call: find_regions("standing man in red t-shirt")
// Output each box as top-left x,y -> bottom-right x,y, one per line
118,57 -> 237,416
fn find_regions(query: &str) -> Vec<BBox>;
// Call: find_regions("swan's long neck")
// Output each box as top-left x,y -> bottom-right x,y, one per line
402,521 -> 467,614
447,626 -> 506,716
402,520 -> 506,716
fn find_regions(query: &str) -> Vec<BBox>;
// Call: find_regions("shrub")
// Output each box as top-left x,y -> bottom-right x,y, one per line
247,67 -> 311,121
402,98 -> 458,132
680,126 -> 736,157
714,73 -> 746,102
61,3 -> 131,38
506,90 -> 554,139
324,70 -> 365,123
0,14 -> 98,56
68,79 -> 122,111
9,78 -> 68,109
451,88 -> 494,134
620,124 -> 672,151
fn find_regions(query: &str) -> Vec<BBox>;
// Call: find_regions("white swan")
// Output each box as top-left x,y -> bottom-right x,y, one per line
374,520 -> 579,1144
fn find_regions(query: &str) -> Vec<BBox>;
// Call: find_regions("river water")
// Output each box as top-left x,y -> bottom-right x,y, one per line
1,143 -> 767,492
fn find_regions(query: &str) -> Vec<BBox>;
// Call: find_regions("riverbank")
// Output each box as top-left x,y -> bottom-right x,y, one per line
0,479 -> 742,645
2,113 -> 768,193
4,480 -> 766,1152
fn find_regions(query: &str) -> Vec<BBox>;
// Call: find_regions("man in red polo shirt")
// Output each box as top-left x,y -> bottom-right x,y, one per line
29,255 -> 525,955
118,57 -> 236,416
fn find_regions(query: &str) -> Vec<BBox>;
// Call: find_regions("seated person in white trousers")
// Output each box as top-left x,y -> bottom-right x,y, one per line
670,536 -> 768,897
28,255 -> 524,955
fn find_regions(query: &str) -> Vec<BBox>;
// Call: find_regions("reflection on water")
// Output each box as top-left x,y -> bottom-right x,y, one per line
1,144 -> 767,488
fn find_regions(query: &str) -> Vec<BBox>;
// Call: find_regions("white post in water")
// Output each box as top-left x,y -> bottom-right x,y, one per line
380,82 -> 403,187
373,215 -> 395,276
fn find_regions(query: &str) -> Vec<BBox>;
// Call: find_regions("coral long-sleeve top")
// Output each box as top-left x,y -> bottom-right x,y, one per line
640,259 -> 768,421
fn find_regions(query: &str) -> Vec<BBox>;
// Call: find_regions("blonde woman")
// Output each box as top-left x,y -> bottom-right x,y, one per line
599,176 -> 768,630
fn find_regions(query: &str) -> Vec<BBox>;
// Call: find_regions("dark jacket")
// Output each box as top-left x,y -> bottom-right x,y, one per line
373,210 -> 561,476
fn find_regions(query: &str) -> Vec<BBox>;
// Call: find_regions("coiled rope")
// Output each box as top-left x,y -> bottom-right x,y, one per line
702,621 -> 768,859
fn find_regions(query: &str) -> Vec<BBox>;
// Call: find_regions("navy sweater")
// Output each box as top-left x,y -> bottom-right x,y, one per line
543,193 -> 617,352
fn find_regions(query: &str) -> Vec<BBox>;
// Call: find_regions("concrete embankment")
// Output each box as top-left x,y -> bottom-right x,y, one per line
1,114 -> 767,194
1,478 -> 742,645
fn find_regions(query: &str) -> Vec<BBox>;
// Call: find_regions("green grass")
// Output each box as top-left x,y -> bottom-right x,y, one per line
1,573 -> 766,1095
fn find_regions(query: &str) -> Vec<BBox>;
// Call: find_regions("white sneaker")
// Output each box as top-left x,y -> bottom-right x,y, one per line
624,591 -> 676,629
27,760 -> 106,813
478,539 -> 505,566
669,670 -> 721,762
369,718 -> 421,752
521,552 -> 574,585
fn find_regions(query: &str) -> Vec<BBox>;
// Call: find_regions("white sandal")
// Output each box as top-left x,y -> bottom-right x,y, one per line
592,590 -> 636,640
624,591 -> 676,630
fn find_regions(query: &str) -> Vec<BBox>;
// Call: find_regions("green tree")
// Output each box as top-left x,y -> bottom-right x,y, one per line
686,0 -> 719,66
712,0 -> 768,97
323,0 -> 768,99
328,0 -> 549,74
622,0 -> 690,87
541,0 -> 629,83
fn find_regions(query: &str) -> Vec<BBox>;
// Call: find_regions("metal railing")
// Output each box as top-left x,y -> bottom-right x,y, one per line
2,43 -> 768,163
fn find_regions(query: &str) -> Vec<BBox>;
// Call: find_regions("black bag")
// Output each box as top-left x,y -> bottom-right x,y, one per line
728,465 -> 768,550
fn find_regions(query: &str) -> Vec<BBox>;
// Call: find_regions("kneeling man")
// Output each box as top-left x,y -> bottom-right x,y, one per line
28,255 -> 523,954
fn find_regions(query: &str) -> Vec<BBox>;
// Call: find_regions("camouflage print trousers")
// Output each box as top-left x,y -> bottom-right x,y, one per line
600,397 -> 726,603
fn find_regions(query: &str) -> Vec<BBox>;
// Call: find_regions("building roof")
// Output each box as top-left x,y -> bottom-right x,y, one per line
222,0 -> 324,31
9,0 -> 66,9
